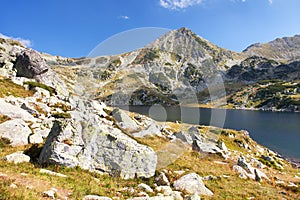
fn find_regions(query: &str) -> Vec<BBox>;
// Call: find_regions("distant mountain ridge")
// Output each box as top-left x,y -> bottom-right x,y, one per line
243,35 -> 300,62
1,27 -> 299,110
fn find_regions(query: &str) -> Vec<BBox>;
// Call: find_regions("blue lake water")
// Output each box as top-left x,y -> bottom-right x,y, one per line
120,105 -> 300,160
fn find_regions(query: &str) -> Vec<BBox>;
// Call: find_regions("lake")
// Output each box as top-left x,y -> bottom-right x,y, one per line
119,105 -> 300,160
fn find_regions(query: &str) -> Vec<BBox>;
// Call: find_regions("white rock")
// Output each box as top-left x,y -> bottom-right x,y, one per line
155,186 -> 173,195
43,189 -> 56,199
29,132 -> 44,144
3,151 -> 30,164
173,173 -> 213,196
138,183 -> 153,193
9,183 -> 18,189
0,119 -> 32,146
170,191 -> 183,200
39,169 -> 68,178
33,128 -> 51,138
0,99 -> 35,122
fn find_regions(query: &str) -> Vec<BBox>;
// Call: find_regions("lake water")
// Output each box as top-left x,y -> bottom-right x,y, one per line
120,105 -> 300,160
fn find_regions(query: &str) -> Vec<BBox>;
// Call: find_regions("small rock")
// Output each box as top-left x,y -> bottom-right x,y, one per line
138,183 -> 153,193
155,172 -> 170,186
173,170 -> 185,176
9,183 -> 18,189
83,195 -> 112,200
170,191 -> 183,200
184,193 -> 200,200
43,189 -> 56,199
3,151 -> 30,164
39,169 -> 68,178
203,175 -> 219,181
155,186 -> 173,195
288,182 -> 298,187
173,173 -> 213,196
33,128 -> 51,138
29,132 -> 44,144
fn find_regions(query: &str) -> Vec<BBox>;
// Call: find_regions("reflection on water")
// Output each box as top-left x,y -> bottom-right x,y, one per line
120,105 -> 300,159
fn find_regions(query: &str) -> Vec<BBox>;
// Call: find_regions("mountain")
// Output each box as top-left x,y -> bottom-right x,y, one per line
58,28 -> 298,109
243,35 -> 300,62
3,27 -> 298,110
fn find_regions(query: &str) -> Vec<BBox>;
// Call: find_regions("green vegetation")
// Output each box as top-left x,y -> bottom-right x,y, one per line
0,78 -> 33,98
226,81 -> 300,111
133,49 -> 160,64
0,114 -> 10,124
51,112 -> 71,119
24,81 -> 56,95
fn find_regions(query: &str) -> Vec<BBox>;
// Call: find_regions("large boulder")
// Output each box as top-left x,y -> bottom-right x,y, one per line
173,173 -> 213,196
39,106 -> 157,179
112,108 -> 139,132
0,119 -> 32,146
14,49 -> 69,97
14,49 -> 49,78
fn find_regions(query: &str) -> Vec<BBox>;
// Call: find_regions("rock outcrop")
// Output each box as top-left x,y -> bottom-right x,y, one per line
39,101 -> 157,179
0,119 -> 32,146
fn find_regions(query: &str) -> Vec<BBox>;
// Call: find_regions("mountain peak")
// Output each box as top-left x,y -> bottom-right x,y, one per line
177,27 -> 193,35
147,27 -> 236,66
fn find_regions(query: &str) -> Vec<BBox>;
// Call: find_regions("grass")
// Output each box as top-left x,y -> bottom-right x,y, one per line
51,112 -> 71,119
24,81 -> 56,95
0,124 -> 299,199
0,78 -> 33,98
0,115 -> 10,124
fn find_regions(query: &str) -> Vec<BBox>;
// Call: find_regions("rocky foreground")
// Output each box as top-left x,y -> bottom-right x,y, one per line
0,37 -> 299,199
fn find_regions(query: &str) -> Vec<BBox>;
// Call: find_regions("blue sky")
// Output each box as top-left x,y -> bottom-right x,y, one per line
1,0 -> 300,57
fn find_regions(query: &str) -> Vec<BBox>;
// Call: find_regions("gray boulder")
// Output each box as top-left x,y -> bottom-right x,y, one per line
39,108 -> 157,179
14,49 -> 49,78
235,156 -> 269,181
173,173 -> 213,196
0,99 -> 35,122
133,119 -> 162,138
192,140 -> 222,154
112,108 -> 139,132
0,119 -> 32,146
14,49 -> 69,97
3,151 -> 30,163
174,126 -> 202,145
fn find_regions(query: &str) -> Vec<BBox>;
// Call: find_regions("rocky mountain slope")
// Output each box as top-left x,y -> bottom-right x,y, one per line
0,32 -> 299,199
243,34 -> 300,62
38,28 -> 300,111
